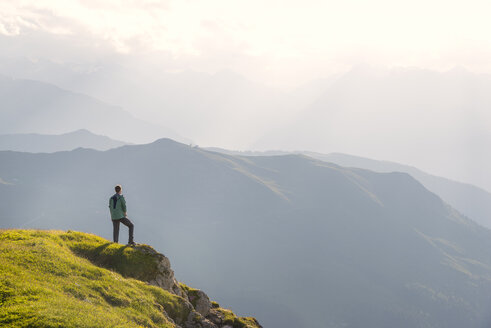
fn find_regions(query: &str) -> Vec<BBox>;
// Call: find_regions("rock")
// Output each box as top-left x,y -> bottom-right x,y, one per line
131,245 -> 261,327
185,311 -> 218,328
136,245 -> 185,297
188,289 -> 212,316
206,309 -> 223,326
180,283 -> 213,317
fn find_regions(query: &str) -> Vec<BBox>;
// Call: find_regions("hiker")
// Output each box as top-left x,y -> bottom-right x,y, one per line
109,184 -> 135,246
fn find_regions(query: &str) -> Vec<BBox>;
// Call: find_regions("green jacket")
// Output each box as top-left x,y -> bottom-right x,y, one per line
109,193 -> 127,220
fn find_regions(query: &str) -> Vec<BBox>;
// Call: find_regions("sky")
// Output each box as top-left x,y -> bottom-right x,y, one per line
2,0 -> 491,87
2,0 -> 491,189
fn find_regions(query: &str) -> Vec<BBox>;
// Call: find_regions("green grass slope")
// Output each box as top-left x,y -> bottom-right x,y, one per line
0,229 -> 260,328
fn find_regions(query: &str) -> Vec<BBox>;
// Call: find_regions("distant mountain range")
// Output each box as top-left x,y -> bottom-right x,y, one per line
3,125 -> 489,231
0,56 -> 339,148
3,124 -> 488,232
0,129 -> 128,152
252,65 -> 491,192
207,148 -> 491,230
310,152 -> 491,230
3,59 -> 490,191
0,74 -> 189,144
2,139 -> 491,328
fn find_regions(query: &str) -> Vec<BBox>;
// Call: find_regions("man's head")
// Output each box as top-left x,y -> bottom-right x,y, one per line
115,185 -> 122,194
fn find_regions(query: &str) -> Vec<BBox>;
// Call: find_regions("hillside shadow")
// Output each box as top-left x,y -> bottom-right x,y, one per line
71,242 -> 131,273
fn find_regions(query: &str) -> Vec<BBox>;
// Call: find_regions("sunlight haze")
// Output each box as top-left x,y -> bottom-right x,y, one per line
2,0 -> 491,86
4,2 -> 491,328
1,0 -> 491,189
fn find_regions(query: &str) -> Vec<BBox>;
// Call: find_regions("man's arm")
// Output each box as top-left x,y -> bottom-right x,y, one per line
121,196 -> 127,216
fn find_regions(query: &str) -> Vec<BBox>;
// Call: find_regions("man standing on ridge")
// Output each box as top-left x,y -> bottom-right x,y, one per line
109,184 -> 135,246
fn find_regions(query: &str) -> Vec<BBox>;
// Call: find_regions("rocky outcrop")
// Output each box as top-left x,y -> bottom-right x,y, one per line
180,283 -> 213,316
132,244 -> 262,328
190,289 -> 212,316
137,245 -> 185,297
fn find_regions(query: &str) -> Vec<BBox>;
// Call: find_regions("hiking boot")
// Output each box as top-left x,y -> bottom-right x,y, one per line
127,241 -> 136,247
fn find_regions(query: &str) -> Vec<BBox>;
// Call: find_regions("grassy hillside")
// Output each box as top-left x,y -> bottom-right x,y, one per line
0,229 -> 260,328
306,152 -> 491,230
205,148 -> 491,229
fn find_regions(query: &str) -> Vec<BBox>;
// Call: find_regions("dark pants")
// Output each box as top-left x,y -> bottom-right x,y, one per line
112,217 -> 134,244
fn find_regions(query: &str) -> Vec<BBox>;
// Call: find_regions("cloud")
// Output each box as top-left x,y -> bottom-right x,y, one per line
2,0 -> 491,87
0,1 -> 172,54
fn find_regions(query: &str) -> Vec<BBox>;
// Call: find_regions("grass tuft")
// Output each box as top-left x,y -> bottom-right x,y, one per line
215,308 -> 261,328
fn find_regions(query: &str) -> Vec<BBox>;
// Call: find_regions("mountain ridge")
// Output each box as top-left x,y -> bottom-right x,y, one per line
205,147 -> 491,229
0,75 -> 189,144
252,66 -> 491,191
0,129 -> 129,153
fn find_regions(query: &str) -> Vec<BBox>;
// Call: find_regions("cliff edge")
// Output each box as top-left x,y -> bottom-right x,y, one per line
0,229 -> 262,328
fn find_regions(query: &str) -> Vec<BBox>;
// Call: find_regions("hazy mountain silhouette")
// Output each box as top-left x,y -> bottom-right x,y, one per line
0,57 -> 347,148
206,147 -> 491,230
0,74 -> 189,144
4,57 -> 491,189
0,58 -> 295,146
310,152 -> 491,230
0,129 -> 128,152
2,139 -> 491,328
253,65 -> 491,192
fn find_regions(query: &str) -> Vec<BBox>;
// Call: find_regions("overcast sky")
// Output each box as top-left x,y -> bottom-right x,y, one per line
2,0 -> 491,87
